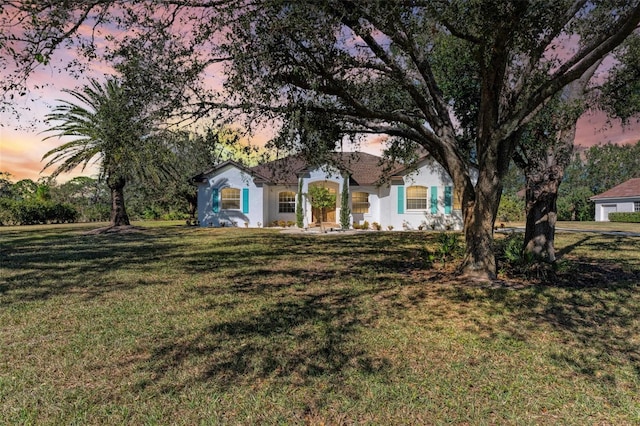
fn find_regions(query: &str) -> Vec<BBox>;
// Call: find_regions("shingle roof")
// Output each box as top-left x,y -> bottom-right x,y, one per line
249,152 -> 406,186
193,152 -> 427,186
248,155 -> 308,185
191,160 -> 271,183
590,178 -> 640,200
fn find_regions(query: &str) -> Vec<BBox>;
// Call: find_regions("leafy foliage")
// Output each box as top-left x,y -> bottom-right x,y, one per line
307,186 -> 336,224
557,186 -> 595,221
51,176 -> 110,222
497,194 -> 525,222
131,126 -> 259,221
495,232 -> 561,280
502,141 -> 640,222
600,34 -> 640,124
557,141 -> 640,220
435,232 -> 463,265
0,198 -> 78,225
0,174 -> 80,225
582,142 -> 640,195
497,233 -> 527,265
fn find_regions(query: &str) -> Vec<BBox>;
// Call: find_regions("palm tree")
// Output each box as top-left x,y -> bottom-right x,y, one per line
42,77 -> 153,227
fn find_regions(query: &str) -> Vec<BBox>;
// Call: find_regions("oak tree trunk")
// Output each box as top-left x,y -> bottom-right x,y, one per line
458,167 -> 503,281
520,60 -> 600,263
518,131 -> 573,263
461,208 -> 498,280
523,170 -> 562,263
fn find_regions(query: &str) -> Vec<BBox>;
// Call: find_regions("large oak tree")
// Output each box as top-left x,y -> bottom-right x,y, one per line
3,0 -> 640,279
214,1 -> 640,279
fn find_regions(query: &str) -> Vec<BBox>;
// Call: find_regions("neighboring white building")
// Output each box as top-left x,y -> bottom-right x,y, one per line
192,152 -> 464,230
590,178 -> 640,221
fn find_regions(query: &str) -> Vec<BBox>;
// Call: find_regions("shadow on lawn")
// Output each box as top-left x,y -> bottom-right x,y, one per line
557,233 -> 640,261
142,288 -> 390,394
133,232 -> 425,393
441,257 -> 640,382
7,226 -> 637,394
0,227 -> 181,302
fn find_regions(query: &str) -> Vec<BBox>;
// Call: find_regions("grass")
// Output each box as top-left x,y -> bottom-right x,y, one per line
1,222 -> 639,424
502,220 -> 640,233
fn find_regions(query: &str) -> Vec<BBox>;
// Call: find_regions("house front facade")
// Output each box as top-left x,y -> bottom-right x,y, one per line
590,178 -> 640,221
193,152 -> 464,230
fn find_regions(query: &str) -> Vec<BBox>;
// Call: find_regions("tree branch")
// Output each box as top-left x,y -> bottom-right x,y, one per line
502,3 -> 640,143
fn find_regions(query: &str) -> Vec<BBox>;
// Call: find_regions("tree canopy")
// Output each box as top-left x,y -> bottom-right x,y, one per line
2,0 -> 640,279
214,0 -> 640,278
600,33 -> 640,124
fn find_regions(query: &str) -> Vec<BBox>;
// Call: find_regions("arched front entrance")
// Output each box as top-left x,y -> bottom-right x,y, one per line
308,181 -> 339,226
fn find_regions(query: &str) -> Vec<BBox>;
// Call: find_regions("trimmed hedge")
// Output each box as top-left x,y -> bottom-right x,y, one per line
609,212 -> 640,223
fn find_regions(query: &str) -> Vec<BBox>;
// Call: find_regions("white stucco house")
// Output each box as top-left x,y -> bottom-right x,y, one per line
192,152 -> 464,230
590,178 -> 640,221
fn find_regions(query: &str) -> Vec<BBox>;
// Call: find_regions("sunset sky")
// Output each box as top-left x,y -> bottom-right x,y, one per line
3,82 -> 638,184
1,20 -> 639,184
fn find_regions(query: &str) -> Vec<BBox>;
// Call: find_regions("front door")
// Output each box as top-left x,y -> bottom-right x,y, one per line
309,181 -> 338,225
312,206 -> 336,224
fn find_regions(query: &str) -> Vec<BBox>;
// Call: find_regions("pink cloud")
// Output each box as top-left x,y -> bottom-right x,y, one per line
575,110 -> 640,147
2,6 -> 640,185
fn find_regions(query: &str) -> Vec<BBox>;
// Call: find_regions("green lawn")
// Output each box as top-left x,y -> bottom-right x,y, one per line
503,220 -> 640,234
1,223 -> 639,424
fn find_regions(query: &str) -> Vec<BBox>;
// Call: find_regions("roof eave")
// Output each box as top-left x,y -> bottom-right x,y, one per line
590,195 -> 640,201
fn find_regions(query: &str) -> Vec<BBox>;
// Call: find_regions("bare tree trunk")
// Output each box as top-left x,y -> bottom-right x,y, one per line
517,128 -> 573,264
457,35 -> 518,281
108,175 -> 130,226
461,210 -> 498,280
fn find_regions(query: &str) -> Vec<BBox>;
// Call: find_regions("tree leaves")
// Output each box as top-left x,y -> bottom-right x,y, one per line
600,34 -> 640,124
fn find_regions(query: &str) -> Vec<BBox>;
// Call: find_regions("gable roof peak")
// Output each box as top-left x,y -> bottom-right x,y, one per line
191,159 -> 269,183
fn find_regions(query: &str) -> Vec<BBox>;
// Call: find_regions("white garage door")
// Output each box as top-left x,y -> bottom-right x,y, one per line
601,204 -> 617,221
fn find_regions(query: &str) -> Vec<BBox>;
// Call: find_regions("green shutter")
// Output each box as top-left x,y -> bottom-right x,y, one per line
397,186 -> 405,214
444,186 -> 452,214
212,188 -> 220,213
242,188 -> 249,214
431,186 -> 438,214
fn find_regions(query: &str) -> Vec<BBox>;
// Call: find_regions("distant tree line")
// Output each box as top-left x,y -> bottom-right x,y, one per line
498,141 -> 640,222
0,173 -> 83,225
0,172 -> 192,226
4,139 -> 637,227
